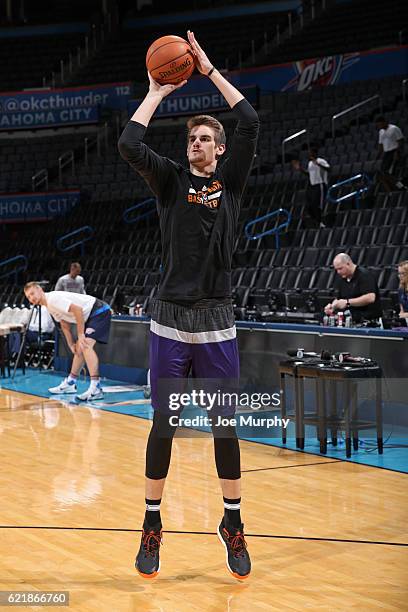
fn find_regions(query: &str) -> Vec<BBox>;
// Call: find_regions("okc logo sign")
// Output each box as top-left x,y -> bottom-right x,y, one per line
297,56 -> 337,91
282,52 -> 360,92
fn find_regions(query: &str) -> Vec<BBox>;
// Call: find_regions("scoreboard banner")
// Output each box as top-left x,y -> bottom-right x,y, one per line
0,190 -> 80,223
0,104 -> 99,131
172,45 -> 407,95
128,85 -> 259,118
0,81 -> 133,117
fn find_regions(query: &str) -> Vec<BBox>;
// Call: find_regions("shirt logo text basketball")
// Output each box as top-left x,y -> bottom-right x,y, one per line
187,179 -> 223,209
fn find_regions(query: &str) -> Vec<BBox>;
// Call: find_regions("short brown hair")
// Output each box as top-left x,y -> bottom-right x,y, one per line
70,262 -> 81,269
187,115 -> 226,146
398,260 -> 408,292
24,281 -> 39,291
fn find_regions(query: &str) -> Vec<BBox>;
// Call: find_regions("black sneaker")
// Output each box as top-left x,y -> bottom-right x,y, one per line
135,521 -> 162,579
217,518 -> 251,580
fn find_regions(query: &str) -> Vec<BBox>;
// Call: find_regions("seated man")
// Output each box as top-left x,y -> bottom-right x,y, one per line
7,305 -> 55,357
24,282 -> 111,401
324,253 -> 383,323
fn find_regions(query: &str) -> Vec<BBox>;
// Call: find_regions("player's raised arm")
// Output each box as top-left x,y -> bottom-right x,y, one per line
188,30 -> 245,109
129,73 -> 187,128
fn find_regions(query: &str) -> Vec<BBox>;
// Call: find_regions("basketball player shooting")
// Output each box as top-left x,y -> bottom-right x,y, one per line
118,30 -> 259,580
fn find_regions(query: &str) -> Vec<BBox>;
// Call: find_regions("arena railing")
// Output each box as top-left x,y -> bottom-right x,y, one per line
58,150 -> 75,186
123,198 -> 157,224
56,226 -> 94,257
32,168 -> 49,192
0,255 -> 28,284
84,123 -> 109,165
244,208 -> 291,250
331,95 -> 383,137
282,129 -> 308,167
326,173 -> 373,209
41,11 -> 117,89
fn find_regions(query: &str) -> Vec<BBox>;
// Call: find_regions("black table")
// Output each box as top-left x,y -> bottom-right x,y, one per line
279,359 -> 383,458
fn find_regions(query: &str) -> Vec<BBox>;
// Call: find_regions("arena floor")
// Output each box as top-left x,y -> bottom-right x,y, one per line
0,374 -> 407,611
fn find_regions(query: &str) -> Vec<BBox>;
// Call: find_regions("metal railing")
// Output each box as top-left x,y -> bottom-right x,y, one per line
331,95 -> 383,137
84,122 -> 109,164
58,150 -> 75,186
327,174 -> 373,209
244,208 -> 291,250
123,198 -> 157,224
41,12 -> 116,88
56,226 -> 94,256
0,255 -> 28,283
282,129 -> 308,166
31,168 -> 48,192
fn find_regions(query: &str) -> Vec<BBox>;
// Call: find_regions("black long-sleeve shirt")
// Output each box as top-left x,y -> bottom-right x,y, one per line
118,99 -> 259,306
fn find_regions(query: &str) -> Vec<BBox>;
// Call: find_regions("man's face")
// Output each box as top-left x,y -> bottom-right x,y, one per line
24,285 -> 43,305
376,121 -> 387,131
334,260 -> 352,279
70,265 -> 80,278
187,125 -> 225,168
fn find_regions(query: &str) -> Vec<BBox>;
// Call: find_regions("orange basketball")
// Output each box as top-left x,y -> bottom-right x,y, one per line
146,35 -> 196,85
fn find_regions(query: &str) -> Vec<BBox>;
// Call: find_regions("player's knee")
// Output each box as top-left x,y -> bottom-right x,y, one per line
82,342 -> 95,352
214,435 -> 241,480
145,411 -> 177,479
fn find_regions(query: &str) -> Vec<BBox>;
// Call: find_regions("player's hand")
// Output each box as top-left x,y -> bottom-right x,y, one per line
187,30 -> 212,75
77,333 -> 88,353
147,72 -> 187,99
291,159 -> 301,171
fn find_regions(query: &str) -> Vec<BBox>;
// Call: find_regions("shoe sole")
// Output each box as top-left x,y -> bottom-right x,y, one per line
136,560 -> 160,579
217,524 -> 250,581
49,389 -> 77,394
76,394 -> 104,401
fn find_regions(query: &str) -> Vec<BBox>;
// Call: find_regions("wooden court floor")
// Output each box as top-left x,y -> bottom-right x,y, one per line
0,388 -> 407,612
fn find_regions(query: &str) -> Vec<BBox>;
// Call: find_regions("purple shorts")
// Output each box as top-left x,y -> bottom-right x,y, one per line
149,299 -> 239,416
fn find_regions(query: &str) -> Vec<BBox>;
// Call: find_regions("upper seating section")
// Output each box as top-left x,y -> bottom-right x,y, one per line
71,11 -> 290,85
0,33 -> 85,91
3,0 -> 101,25
266,0 -> 408,65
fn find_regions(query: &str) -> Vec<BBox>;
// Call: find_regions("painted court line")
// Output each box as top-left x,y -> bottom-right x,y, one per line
0,526 -> 407,547
242,460 -> 342,472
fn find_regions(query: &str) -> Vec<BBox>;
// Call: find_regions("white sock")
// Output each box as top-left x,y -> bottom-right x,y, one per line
90,378 -> 100,391
67,374 -> 77,384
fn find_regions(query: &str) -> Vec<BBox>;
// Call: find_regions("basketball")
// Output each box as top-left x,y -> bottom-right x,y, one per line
146,35 -> 195,85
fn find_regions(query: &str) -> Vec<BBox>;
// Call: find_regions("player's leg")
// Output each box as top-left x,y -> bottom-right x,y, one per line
75,339 -> 105,400
76,309 -> 111,400
48,349 -> 84,395
136,300 -> 192,578
191,304 -> 251,580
